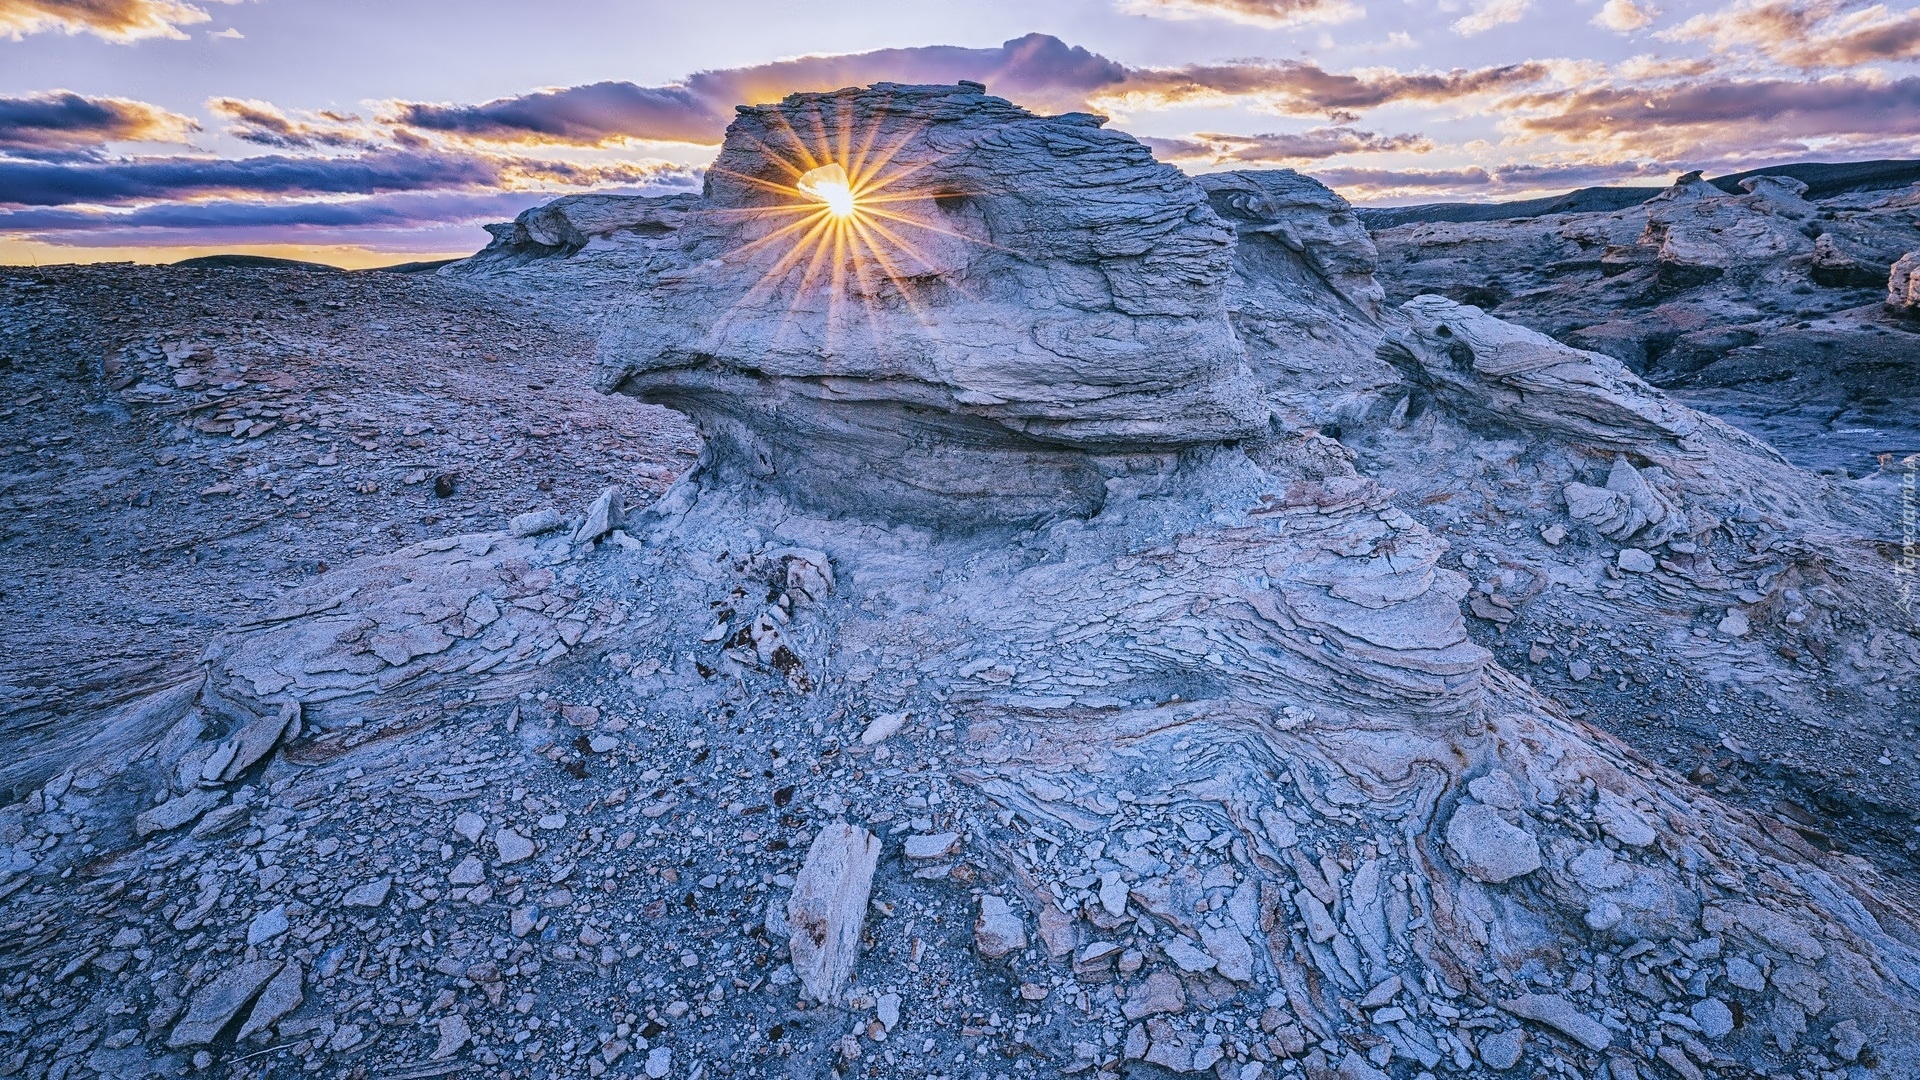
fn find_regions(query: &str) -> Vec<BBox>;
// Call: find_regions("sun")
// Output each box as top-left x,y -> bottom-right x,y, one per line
795,163 -> 858,219
700,96 -> 1012,356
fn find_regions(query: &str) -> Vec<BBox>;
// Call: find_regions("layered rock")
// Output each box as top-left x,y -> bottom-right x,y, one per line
1196,169 -> 1399,427
582,83 -> 1264,528
192,85 -> 1920,1077
1368,171 -> 1920,475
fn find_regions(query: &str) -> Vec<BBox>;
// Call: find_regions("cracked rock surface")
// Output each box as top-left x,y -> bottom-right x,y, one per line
4,82 -> 1920,1080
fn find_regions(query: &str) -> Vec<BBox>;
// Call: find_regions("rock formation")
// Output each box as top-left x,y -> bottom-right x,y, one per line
1892,250 -> 1920,316
452,83 -> 1920,1076
1367,168 -> 1920,476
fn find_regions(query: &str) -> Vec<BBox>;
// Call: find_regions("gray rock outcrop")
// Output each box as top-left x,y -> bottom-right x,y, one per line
96,83 -> 1920,1078
1892,250 -> 1920,315
1368,171 -> 1920,475
587,84 -> 1264,528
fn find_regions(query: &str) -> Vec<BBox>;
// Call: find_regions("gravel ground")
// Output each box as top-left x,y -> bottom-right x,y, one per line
3,260 -> 1918,1080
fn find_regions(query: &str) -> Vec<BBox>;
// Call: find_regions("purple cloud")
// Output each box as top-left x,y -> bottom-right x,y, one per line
0,90 -> 197,155
392,35 -> 1130,146
1662,0 -> 1920,69
0,147 -> 696,207
1506,75 -> 1920,157
1145,126 -> 1431,163
1312,165 -> 1494,188
208,98 -> 379,151
384,34 -> 1543,147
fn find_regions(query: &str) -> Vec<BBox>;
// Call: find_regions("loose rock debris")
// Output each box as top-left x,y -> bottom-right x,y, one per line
3,81 -> 1920,1080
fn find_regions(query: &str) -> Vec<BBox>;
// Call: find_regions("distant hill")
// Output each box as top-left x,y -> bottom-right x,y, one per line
364,258 -> 458,274
1354,159 -> 1920,229
171,254 -> 341,273
168,254 -> 460,274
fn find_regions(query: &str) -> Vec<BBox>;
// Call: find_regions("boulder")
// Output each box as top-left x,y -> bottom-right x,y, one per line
590,83 -> 1265,528
785,822 -> 880,1004
167,960 -> 282,1047
1445,803 -> 1542,883
1891,251 -> 1920,315
1810,233 -> 1885,288
974,894 -> 1028,960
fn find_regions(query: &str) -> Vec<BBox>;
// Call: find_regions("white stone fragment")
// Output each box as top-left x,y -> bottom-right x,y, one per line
786,823 -> 881,1004
859,711 -> 908,746
510,508 -> 564,537
974,894 -> 1028,960
1617,548 -> 1656,573
1444,804 -> 1542,883
494,828 -> 535,865
1499,994 -> 1611,1051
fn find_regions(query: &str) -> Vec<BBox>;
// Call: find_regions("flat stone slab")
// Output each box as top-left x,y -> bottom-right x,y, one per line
341,876 -> 392,908
1500,993 -> 1611,1051
1446,804 -> 1542,884
168,960 -> 283,1047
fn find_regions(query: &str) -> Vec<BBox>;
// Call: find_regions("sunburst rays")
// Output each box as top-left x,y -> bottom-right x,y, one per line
698,94 -> 1006,357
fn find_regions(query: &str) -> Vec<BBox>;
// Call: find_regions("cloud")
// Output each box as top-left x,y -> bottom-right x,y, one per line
392,82 -> 725,148
1451,0 -> 1533,35
207,25 -> 238,38
1313,165 -> 1493,188
0,147 -> 696,208
1115,0 -> 1362,28
384,34 -> 1548,151
208,98 -> 380,150
0,0 -> 236,42
0,191 -> 518,232
1306,159 -> 1688,202
1501,74 -> 1920,158
1661,0 -> 1920,68
1106,57 -> 1550,116
391,35 -> 1129,147
1144,125 -> 1430,163
1592,0 -> 1659,32
0,91 -> 198,155
1484,159 -> 1677,187
0,190 -> 567,254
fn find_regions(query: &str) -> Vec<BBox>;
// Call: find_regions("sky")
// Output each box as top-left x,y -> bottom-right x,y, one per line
2,0 -> 1917,266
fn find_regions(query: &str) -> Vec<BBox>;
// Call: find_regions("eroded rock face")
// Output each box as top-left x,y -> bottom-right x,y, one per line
153,85 -> 1920,1078
1368,172 -> 1920,475
1198,169 -> 1399,426
585,83 -> 1264,528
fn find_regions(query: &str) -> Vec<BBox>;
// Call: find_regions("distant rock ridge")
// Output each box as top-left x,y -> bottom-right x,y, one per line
1353,157 -> 1920,229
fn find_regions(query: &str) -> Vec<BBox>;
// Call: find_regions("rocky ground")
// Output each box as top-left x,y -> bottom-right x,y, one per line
4,85 -> 1920,1080
1363,175 -> 1920,886
0,263 -> 697,799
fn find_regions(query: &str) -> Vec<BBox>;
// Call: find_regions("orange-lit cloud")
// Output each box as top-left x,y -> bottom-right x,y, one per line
1661,0 -> 1920,69
1452,0 -> 1533,36
1144,126 -> 1430,163
208,98 -> 381,150
0,90 -> 198,154
1116,0 -> 1361,28
1592,0 -> 1659,32
0,0 -> 236,42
